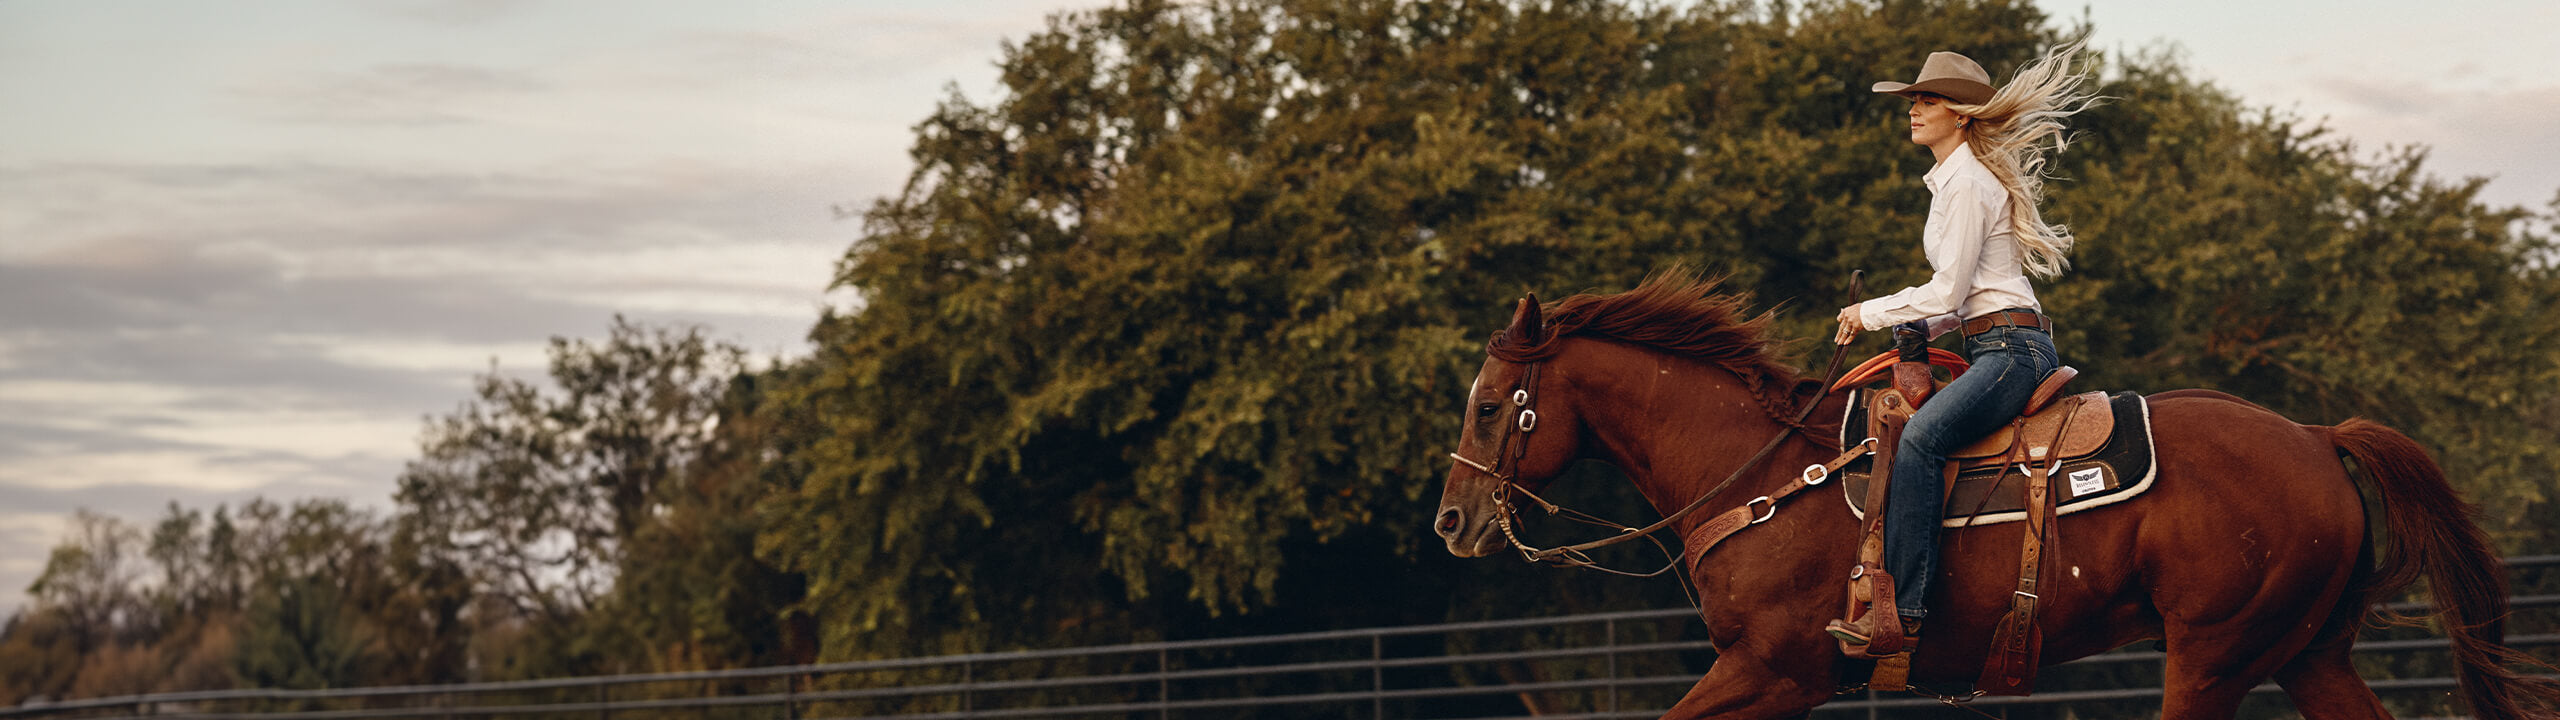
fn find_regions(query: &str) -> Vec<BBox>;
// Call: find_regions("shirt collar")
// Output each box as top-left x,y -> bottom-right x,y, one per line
1923,141 -> 1977,193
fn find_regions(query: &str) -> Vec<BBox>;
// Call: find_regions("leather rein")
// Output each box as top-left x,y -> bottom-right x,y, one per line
1445,274 -> 1870,577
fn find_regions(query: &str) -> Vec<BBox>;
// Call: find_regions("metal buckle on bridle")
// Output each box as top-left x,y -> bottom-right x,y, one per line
1746,495 -> 1777,524
1512,388 -> 1538,432
1800,438 -> 1874,487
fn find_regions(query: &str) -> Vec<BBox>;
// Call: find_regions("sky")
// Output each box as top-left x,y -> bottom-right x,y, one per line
2,0 -> 2554,614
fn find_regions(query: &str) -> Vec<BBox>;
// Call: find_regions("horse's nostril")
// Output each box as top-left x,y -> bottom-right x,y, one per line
1435,507 -> 1462,537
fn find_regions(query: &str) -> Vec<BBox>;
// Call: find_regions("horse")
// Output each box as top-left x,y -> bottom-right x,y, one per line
1432,273 -> 2559,719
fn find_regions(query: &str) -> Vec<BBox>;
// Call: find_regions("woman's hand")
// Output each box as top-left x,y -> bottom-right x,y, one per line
1834,305 -> 1862,345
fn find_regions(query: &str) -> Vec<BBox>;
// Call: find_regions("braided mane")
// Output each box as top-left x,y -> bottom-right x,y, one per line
1487,270 -> 1803,408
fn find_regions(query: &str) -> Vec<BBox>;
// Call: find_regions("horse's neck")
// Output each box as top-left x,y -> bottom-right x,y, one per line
1567,343 -> 1830,525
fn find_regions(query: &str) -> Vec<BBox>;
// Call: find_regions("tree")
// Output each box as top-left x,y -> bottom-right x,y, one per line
765,0 -> 2557,669
26,512 -> 146,657
393,317 -> 749,674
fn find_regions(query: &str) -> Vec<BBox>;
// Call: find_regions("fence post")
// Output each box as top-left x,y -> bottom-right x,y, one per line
1157,648 -> 1171,720
595,682 -> 609,720
1372,633 -> 1385,720
961,659 -> 974,718
784,673 -> 798,720
1605,618 -> 1618,714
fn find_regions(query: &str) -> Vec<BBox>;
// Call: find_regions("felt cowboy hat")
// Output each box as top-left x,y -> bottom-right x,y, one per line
1872,51 -> 1995,105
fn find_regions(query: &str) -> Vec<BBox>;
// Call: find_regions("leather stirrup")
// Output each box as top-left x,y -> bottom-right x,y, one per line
1833,568 -> 1907,658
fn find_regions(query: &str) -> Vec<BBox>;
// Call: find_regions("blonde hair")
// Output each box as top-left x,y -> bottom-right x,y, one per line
1948,41 -> 2102,279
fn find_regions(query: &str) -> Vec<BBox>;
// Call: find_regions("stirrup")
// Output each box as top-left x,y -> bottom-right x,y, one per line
1827,610 -> 1910,659
1825,617 -> 1875,646
1833,567 -> 1909,658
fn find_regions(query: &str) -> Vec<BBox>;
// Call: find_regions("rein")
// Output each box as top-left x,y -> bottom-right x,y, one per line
1447,273 -> 1869,577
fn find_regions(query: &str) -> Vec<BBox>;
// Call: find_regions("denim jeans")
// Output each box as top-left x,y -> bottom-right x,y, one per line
1885,321 -> 2059,620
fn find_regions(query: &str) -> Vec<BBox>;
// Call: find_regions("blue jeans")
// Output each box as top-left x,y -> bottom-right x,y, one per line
1885,321 -> 2059,620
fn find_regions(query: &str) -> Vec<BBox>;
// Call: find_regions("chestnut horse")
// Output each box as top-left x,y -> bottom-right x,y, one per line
1433,274 -> 2558,719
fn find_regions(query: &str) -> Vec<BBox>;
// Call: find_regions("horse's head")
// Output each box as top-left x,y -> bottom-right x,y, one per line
1435,295 -> 1586,558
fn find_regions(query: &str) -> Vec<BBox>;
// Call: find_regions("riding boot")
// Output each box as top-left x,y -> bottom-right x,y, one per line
1826,569 -> 1910,658
1834,322 -> 1936,660
1828,611 -> 1922,649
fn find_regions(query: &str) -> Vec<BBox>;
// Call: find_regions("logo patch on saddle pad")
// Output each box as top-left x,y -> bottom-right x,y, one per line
1839,391 -> 2156,527
2068,467 -> 2106,497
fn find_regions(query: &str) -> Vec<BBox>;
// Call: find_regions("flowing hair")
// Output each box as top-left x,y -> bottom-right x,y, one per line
1948,40 -> 2103,279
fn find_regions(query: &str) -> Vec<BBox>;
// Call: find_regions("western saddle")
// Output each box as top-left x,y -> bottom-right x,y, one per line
1832,326 -> 2098,697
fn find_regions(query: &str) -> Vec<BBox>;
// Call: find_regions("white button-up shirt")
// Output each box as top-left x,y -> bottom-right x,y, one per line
1857,142 -> 2042,337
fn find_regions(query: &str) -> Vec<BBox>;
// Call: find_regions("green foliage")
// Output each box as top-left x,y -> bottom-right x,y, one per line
234,576 -> 375,691
600,370 -> 809,671
395,317 -> 746,626
26,511 -> 144,656
387,316 -> 798,678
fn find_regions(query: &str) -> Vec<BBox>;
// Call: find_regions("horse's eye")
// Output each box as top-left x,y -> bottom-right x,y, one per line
1476,403 -> 1500,419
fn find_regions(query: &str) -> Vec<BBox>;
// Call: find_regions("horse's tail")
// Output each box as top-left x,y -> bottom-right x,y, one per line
2331,418 -> 2560,720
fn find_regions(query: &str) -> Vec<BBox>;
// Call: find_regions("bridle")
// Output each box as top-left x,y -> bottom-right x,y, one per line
1445,273 -> 1868,577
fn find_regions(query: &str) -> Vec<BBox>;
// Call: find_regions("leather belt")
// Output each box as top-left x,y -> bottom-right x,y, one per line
1963,309 -> 2051,337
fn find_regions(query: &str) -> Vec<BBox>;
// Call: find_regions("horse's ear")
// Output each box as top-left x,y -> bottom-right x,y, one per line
1506,293 -> 1545,345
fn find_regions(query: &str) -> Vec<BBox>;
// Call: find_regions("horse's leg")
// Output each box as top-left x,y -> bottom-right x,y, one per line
2155,547 -> 2360,720
2269,553 -> 2391,720
2156,557 -> 2354,718
2274,646 -> 2390,719
1657,649 -> 1833,719
2140,397 -> 2369,719
2158,624 -> 2301,719
2161,601 -> 2361,717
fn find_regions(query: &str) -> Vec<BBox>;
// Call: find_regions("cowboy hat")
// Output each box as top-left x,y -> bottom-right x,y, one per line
1872,51 -> 1994,106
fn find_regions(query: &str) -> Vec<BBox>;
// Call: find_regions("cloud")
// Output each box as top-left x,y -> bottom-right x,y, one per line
375,0 -> 539,27
0,0 -> 1079,617
0,150 -> 851,610
669,6 -> 1065,86
0,159 -> 849,297
233,62 -> 549,127
2305,76 -> 2560,209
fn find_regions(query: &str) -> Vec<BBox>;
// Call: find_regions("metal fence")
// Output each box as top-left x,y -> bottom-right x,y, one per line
10,555 -> 2555,720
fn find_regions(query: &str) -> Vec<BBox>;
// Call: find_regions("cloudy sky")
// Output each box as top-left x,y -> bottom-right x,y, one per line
2,0 -> 2553,613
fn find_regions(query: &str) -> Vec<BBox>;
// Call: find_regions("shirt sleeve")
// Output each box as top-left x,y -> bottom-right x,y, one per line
1858,179 -> 2001,333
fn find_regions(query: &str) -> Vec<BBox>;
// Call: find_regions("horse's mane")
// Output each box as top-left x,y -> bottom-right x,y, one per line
1487,269 -> 1803,397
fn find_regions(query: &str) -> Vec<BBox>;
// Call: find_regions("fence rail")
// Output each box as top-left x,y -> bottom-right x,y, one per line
11,555 -> 2555,720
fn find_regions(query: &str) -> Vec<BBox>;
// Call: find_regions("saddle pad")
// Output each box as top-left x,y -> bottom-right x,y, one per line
1838,391 -> 2156,528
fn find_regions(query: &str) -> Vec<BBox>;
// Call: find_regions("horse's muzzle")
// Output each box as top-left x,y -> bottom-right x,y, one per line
1435,503 -> 1506,557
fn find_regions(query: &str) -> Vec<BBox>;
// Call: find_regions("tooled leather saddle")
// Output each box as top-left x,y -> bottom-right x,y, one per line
1837,371 -> 2158,526
1830,354 -> 2158,696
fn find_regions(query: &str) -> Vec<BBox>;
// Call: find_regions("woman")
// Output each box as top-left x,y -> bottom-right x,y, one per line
1824,44 -> 2098,652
